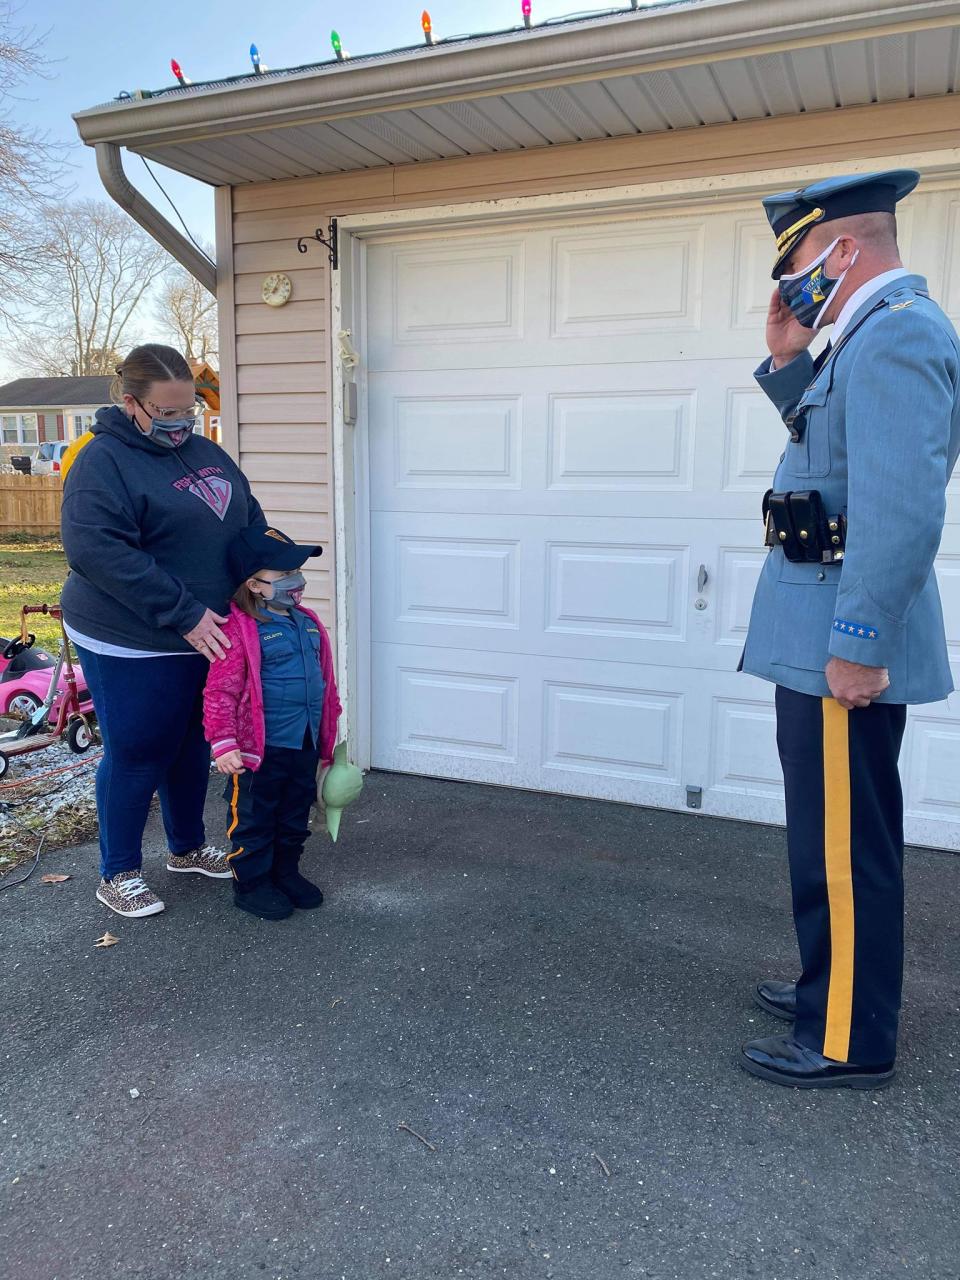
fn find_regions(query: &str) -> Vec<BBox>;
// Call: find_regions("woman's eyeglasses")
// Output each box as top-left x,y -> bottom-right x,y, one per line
138,397 -> 204,421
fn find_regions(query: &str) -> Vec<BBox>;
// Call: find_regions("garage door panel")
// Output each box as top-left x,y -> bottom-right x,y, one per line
545,540 -> 687,643
722,386 -> 785,492
392,665 -> 520,764
547,390 -> 695,491
392,393 -> 523,490
393,535 -> 521,632
731,218 -> 774,331
713,545 -> 766,648
373,237 -> 525,355
902,702 -> 960,837
541,679 -> 683,785
550,223 -> 704,337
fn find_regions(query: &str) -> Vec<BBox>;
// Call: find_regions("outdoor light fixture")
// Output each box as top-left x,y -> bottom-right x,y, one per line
521,0 -> 532,27
421,10 -> 435,44
170,59 -> 189,86
250,44 -> 262,73
331,30 -> 348,60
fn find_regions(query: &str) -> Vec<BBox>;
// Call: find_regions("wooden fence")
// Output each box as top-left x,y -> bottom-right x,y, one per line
0,474 -> 62,534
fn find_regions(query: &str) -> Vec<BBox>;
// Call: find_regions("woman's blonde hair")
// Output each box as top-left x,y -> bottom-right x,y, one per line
110,343 -> 193,403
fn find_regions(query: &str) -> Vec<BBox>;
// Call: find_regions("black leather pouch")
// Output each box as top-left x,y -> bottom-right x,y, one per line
786,490 -> 830,562
765,491 -> 803,561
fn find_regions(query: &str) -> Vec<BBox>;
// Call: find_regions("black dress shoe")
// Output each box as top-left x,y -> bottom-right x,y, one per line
233,881 -> 294,921
754,979 -> 797,1021
272,869 -> 324,910
740,1034 -> 895,1090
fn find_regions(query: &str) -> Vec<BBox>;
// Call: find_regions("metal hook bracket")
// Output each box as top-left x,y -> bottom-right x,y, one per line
296,217 -> 339,270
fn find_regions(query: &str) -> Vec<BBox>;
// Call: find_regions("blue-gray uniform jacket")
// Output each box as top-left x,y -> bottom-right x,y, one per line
256,609 -> 325,749
741,274 -> 960,704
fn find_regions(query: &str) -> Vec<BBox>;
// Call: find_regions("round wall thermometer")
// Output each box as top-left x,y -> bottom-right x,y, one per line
261,272 -> 292,306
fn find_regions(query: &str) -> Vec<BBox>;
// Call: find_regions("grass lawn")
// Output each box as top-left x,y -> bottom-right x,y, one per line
0,533 -> 69,652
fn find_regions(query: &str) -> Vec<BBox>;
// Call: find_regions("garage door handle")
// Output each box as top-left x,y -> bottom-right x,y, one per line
697,564 -> 709,592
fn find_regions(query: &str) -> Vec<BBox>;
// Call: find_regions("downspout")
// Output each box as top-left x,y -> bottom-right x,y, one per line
95,142 -> 217,294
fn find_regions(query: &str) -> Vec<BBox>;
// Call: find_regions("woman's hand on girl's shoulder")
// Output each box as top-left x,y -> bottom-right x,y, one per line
185,608 -> 232,661
215,749 -> 246,775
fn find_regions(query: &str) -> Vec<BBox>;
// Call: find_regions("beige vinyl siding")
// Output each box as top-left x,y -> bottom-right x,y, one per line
222,93 -> 960,640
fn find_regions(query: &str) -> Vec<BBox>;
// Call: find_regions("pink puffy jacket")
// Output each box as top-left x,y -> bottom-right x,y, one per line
202,603 -> 341,771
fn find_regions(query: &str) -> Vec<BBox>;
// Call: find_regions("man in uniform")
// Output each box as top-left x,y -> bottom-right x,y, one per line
739,169 -> 960,1088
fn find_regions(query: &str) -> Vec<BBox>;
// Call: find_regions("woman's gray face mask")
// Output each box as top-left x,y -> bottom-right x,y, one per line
148,418 -> 196,448
132,397 -> 197,448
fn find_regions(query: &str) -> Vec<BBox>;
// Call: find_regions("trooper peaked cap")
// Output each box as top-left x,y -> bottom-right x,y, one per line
763,168 -> 920,279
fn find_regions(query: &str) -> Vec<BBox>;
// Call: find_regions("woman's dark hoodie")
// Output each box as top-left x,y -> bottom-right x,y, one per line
60,406 -> 264,653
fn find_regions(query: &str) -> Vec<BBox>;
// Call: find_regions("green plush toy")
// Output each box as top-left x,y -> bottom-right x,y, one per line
321,742 -> 364,841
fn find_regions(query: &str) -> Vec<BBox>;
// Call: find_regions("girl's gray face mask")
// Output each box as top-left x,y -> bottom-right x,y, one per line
261,571 -> 306,609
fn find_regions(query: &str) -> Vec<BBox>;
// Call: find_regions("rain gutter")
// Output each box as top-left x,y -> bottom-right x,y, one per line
95,142 -> 217,292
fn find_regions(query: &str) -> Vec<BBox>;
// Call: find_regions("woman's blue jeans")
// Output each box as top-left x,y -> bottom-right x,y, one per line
75,647 -> 211,879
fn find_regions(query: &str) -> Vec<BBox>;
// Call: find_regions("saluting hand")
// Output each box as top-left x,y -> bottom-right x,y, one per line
766,288 -> 816,369
826,656 -> 890,710
184,608 -> 232,662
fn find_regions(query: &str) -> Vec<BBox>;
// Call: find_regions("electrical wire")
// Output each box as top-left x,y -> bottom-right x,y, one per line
139,157 -> 216,268
0,835 -> 46,892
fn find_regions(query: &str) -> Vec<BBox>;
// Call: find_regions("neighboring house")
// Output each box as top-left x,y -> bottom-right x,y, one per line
0,376 -> 112,460
0,367 -> 222,466
72,0 -> 960,851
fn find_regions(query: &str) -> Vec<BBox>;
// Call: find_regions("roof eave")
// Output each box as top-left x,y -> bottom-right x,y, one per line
73,0 -> 960,149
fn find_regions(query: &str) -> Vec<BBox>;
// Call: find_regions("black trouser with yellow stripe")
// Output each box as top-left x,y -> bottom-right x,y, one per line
224,739 -> 321,885
776,686 -> 908,1067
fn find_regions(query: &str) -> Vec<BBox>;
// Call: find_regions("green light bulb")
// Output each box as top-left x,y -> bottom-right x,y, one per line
331,30 -> 342,54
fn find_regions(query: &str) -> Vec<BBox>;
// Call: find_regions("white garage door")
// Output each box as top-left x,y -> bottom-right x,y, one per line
365,192 -> 960,849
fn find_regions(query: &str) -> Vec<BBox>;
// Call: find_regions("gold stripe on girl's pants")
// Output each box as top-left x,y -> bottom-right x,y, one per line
821,698 -> 854,1063
225,775 -> 243,881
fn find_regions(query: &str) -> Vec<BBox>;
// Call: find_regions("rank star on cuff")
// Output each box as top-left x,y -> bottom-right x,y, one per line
834,618 -> 878,639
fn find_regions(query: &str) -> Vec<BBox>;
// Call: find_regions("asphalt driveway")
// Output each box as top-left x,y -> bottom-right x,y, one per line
2,772 -> 959,1280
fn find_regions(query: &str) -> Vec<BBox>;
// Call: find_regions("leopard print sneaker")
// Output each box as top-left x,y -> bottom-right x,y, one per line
96,871 -> 165,918
166,845 -> 232,878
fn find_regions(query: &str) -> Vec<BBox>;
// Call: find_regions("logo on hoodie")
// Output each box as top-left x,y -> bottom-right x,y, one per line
173,467 -> 233,520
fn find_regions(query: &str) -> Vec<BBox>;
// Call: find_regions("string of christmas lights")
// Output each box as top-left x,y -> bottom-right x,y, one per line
149,5 -> 659,99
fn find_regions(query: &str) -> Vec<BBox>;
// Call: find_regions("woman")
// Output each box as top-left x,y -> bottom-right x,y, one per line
60,343 -> 265,919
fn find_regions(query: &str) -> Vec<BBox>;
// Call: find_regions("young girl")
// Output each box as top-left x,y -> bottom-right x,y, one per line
203,525 -> 341,920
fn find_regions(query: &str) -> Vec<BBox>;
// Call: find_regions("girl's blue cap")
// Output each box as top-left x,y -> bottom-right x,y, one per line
229,524 -> 321,582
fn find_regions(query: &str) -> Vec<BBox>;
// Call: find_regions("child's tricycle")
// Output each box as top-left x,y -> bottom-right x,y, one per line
0,604 -> 97,779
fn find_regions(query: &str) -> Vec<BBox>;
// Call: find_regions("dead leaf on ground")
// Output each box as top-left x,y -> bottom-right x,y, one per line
40,874 -> 71,884
94,932 -> 119,948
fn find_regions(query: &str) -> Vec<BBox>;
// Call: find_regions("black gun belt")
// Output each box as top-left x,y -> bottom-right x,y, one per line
762,489 -> 846,565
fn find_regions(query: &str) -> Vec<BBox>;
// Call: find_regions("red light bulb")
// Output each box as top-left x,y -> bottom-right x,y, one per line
521,0 -> 532,26
171,59 -> 186,84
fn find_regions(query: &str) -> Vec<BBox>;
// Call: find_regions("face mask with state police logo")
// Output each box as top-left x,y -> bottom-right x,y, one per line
778,237 -> 859,330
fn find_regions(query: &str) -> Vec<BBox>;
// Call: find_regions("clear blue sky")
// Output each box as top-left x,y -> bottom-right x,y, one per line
28,0 -> 658,249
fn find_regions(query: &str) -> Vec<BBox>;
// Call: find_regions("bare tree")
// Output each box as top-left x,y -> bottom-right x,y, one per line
16,199 -> 171,375
0,5 -> 63,325
155,264 -> 218,363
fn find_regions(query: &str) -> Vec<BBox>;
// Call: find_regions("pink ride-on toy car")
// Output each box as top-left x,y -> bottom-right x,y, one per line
0,636 -> 94,725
